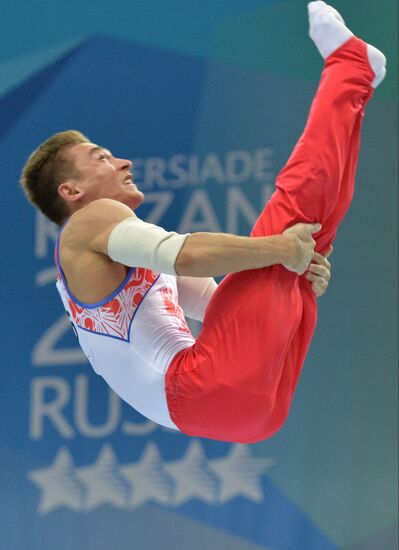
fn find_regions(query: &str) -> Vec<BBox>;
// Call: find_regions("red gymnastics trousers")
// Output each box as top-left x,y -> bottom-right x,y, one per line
165,37 -> 375,443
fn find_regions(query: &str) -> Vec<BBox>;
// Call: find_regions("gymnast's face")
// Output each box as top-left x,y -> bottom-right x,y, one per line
58,142 -> 144,211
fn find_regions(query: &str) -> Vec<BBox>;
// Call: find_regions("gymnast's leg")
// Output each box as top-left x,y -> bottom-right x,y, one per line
250,2 -> 385,246
165,3 -> 386,443
244,4 -> 387,437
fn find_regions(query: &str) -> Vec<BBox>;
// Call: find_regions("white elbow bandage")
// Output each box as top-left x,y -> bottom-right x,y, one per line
107,217 -> 190,275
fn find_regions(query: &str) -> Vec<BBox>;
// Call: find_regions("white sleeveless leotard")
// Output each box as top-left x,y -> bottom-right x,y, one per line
54,236 -> 195,430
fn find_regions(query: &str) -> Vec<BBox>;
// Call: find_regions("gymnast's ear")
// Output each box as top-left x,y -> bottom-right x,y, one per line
58,180 -> 85,203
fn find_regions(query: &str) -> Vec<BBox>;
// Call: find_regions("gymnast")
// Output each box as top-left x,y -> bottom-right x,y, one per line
20,2 -> 386,442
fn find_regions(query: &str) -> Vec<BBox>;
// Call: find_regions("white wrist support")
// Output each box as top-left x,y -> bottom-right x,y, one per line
176,276 -> 218,322
107,217 -> 190,275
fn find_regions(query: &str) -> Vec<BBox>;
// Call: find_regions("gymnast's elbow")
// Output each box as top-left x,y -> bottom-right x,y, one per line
174,241 -> 197,276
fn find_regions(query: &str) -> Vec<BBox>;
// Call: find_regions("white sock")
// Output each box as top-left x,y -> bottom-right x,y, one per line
308,1 -> 387,88
308,1 -> 353,59
366,44 -> 387,88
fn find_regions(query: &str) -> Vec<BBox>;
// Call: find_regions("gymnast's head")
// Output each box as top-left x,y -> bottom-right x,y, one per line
20,130 -> 144,226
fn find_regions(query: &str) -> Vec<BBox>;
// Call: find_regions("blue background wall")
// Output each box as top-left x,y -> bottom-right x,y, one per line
0,2 -> 397,549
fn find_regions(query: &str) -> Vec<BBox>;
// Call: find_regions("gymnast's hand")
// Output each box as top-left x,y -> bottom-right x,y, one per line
282,222 -> 321,275
304,246 -> 333,298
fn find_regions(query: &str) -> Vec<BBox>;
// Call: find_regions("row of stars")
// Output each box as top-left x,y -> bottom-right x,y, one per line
28,441 -> 274,514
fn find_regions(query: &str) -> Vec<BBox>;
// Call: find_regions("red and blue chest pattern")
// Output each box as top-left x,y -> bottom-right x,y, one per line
62,268 -> 159,342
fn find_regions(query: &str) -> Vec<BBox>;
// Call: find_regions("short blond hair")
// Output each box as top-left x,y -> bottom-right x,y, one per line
20,130 -> 90,225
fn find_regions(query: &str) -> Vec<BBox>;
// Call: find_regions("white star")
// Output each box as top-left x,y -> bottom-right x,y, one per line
164,440 -> 218,505
209,444 -> 274,504
120,442 -> 175,509
76,445 -> 129,510
28,447 -> 85,514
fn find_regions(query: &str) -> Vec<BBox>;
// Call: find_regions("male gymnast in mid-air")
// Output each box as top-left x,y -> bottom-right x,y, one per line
21,2 -> 386,443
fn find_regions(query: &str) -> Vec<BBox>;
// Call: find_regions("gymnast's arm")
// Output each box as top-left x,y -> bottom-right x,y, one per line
176,276 -> 218,321
175,251 -> 332,319
73,197 -> 318,276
